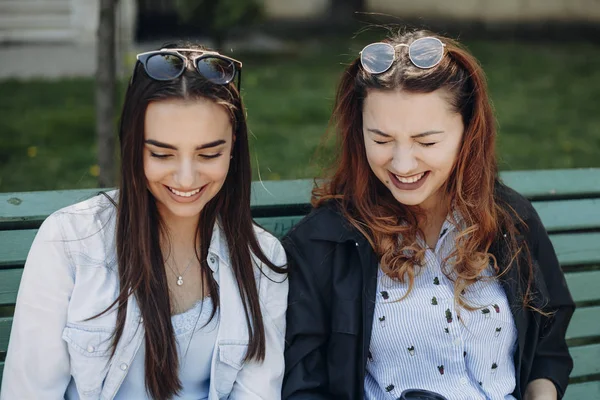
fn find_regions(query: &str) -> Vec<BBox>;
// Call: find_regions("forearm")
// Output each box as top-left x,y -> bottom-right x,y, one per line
523,378 -> 557,400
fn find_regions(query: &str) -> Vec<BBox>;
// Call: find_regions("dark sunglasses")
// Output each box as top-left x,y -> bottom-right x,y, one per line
134,48 -> 243,88
360,36 -> 446,74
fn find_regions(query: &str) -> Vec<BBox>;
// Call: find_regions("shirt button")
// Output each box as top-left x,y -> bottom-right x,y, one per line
87,345 -> 95,353
120,363 -> 128,371
460,377 -> 468,385
355,242 -> 359,247
209,256 -> 216,264
453,337 -> 462,346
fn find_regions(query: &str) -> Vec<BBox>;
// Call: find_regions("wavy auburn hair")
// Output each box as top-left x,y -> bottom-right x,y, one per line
314,29 -> 533,310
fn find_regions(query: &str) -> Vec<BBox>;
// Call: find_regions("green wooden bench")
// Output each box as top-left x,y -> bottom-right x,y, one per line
1,168 -> 599,398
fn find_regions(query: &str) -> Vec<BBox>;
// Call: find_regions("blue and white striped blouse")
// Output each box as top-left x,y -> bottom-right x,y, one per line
364,215 -> 518,400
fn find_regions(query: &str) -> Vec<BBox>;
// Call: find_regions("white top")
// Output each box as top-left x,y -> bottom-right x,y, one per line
364,214 -> 518,400
115,298 -> 219,399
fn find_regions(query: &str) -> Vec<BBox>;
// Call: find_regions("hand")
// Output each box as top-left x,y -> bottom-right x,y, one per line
523,378 -> 557,400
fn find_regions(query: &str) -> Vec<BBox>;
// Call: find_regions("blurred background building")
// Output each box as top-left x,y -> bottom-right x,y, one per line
1,0 -> 599,47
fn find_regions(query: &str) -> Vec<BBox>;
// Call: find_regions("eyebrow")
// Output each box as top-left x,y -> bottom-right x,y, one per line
367,128 -> 444,139
144,139 -> 227,150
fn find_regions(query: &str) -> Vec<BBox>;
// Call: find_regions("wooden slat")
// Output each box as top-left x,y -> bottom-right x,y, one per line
0,269 -> 21,306
551,233 -> 600,266
533,199 -> 600,232
0,230 -> 36,268
0,188 -> 102,229
0,180 -> 314,229
566,306 -> 600,341
565,380 -> 600,400
0,216 -> 309,268
501,169 -> 600,199
3,224 -> 600,271
565,271 -> 600,303
2,168 -> 599,230
254,215 -> 305,239
571,343 -> 600,378
0,317 -> 11,353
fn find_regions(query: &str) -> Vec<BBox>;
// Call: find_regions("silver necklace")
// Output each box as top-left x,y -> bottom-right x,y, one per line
167,255 -> 196,286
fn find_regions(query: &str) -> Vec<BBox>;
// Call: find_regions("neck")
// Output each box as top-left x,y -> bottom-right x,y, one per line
416,191 -> 451,248
160,212 -> 201,252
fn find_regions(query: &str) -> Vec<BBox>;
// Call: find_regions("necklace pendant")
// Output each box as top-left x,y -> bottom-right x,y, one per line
176,276 -> 184,286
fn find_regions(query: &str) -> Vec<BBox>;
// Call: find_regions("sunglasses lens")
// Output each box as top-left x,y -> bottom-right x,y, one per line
144,54 -> 184,80
197,57 -> 236,85
409,37 -> 444,69
360,43 -> 395,74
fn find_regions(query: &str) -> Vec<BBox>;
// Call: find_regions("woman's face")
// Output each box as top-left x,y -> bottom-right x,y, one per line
362,89 -> 464,211
144,98 -> 234,222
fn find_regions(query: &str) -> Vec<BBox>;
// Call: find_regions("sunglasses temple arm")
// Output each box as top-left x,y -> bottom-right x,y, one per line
237,69 -> 242,91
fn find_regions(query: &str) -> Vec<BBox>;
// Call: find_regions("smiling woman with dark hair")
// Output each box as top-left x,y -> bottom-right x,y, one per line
282,30 -> 574,400
1,44 -> 288,399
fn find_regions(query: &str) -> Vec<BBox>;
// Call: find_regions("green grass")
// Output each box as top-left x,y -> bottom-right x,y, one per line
1,36 -> 600,192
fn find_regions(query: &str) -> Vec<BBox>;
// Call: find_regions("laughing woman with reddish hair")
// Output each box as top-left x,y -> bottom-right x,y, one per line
282,30 -> 574,400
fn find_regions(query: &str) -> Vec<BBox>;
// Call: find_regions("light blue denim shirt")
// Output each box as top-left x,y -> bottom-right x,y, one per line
364,214 -> 517,400
1,192 -> 288,400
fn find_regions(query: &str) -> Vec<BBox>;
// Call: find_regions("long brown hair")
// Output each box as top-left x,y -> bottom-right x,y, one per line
97,43 -> 285,399
315,29 -> 533,310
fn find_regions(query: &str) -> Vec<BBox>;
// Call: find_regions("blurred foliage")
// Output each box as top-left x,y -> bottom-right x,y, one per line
174,0 -> 262,47
1,34 -> 599,192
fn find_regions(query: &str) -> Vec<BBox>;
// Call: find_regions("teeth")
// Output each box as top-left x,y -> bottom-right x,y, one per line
169,187 -> 201,197
395,172 -> 425,184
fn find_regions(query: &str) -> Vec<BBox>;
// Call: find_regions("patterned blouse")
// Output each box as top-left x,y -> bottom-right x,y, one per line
364,215 -> 518,400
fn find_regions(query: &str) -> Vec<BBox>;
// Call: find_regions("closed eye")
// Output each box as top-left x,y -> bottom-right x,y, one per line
200,153 -> 223,159
418,142 -> 437,147
373,139 -> 392,145
150,152 -> 172,159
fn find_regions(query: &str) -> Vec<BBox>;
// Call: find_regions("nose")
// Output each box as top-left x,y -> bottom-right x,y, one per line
390,144 -> 419,175
173,158 -> 195,189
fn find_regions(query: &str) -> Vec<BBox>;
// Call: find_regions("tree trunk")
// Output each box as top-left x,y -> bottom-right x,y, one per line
96,0 -> 119,188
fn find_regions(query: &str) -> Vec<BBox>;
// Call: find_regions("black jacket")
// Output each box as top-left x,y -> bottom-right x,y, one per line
282,183 -> 575,400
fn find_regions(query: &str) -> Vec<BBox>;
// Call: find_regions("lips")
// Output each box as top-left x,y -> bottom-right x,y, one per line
168,186 -> 201,197
394,172 -> 425,184
164,183 -> 207,203
388,171 -> 430,191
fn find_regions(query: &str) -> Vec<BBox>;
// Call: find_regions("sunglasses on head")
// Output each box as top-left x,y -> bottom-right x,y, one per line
134,48 -> 243,88
360,36 -> 446,74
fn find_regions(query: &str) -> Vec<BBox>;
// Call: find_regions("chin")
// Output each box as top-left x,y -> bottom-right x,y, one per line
157,199 -> 206,220
390,190 -> 431,208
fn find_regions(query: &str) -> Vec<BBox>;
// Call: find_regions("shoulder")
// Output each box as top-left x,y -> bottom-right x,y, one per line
494,181 -> 543,231
251,224 -> 287,283
494,181 -> 549,254
41,191 -> 118,267
51,190 -> 118,236
283,201 -> 353,245
252,224 -> 285,263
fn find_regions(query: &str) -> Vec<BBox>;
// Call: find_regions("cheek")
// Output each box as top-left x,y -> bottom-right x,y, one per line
364,143 -> 390,168
144,157 -> 167,182
204,157 -> 231,181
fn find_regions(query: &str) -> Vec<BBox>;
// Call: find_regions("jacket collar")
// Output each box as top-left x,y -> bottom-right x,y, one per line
207,219 -> 229,273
